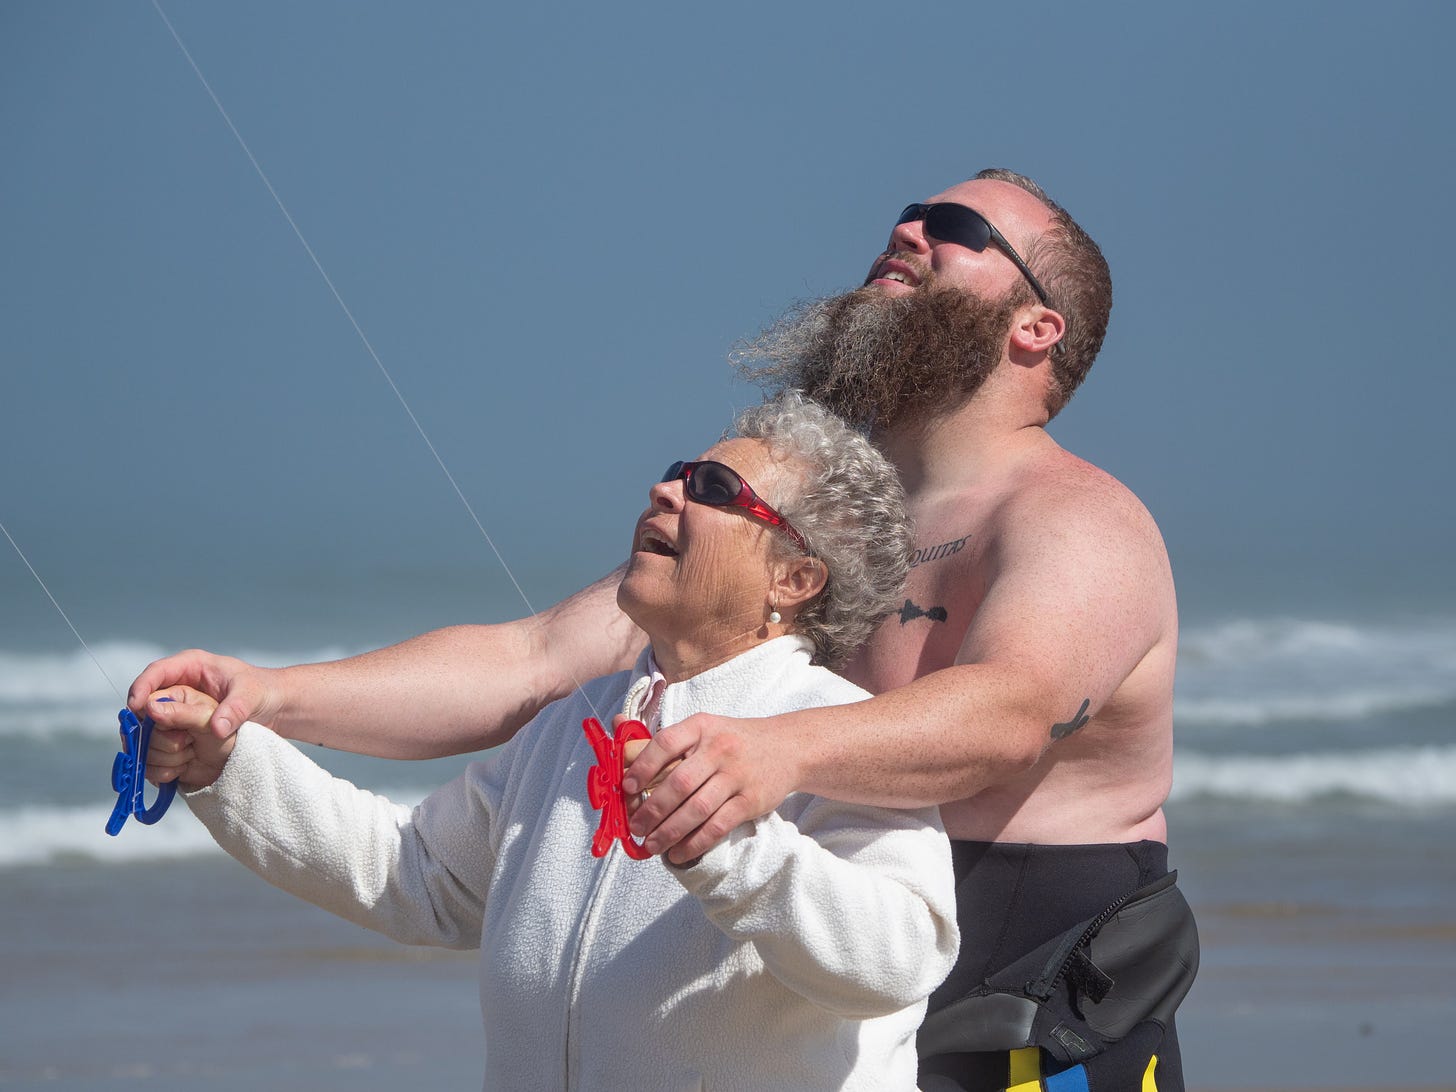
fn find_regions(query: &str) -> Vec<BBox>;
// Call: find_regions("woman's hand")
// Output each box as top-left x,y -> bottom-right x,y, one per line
618,719 -> 680,818
142,685 -> 238,790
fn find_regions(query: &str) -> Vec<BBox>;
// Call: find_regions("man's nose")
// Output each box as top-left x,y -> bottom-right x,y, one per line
889,214 -> 931,254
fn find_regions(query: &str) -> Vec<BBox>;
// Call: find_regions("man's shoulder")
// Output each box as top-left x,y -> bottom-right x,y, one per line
997,441 -> 1166,550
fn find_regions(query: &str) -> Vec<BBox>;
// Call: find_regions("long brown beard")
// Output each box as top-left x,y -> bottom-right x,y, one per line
732,284 -> 1018,432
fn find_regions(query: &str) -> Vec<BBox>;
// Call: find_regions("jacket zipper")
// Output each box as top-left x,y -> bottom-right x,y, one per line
563,846 -> 620,1088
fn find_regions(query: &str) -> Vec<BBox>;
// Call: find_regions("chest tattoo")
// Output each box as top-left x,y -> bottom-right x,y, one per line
909,533 -> 972,569
898,599 -> 949,625
1051,698 -> 1092,740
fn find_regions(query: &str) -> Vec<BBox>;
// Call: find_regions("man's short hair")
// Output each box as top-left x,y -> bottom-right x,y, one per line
975,169 -> 1113,417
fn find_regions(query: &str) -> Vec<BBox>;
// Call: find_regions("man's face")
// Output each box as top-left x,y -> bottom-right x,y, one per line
733,280 -> 1020,432
863,178 -> 1051,305
733,178 -> 1055,432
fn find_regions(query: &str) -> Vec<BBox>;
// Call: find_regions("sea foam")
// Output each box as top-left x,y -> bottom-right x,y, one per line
0,783 -> 430,869
1175,615 -> 1456,727
1172,744 -> 1456,806
0,641 -> 359,739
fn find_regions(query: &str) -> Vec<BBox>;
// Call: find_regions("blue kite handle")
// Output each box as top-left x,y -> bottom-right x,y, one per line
105,701 -> 178,836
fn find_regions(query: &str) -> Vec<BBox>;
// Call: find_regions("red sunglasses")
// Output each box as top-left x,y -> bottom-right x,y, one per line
662,460 -> 809,554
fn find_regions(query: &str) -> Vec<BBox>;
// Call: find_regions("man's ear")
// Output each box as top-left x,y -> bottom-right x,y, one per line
1009,304 -> 1066,358
773,555 -> 828,612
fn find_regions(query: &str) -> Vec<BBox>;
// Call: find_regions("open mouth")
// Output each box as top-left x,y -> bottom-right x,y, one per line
867,257 -> 922,289
638,529 -> 679,558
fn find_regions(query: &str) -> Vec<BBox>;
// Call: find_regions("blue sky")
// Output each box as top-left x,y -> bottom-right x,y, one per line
3,1 -> 1453,653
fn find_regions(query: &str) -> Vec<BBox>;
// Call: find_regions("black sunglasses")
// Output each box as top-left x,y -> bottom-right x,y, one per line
662,460 -> 809,554
895,202 -> 1050,305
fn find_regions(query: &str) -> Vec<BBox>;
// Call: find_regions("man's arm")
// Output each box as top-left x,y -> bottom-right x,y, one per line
625,477 -> 1176,861
130,567 -> 646,760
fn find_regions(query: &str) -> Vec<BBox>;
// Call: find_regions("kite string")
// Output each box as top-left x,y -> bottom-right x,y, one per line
0,519 -> 124,702
147,1 -> 605,720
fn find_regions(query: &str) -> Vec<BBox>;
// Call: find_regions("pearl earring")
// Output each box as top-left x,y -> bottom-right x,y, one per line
768,607 -> 782,625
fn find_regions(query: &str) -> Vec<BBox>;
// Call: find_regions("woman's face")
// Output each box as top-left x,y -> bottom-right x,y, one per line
617,438 -> 801,665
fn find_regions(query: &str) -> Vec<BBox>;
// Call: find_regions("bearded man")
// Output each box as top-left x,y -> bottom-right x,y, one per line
134,169 -> 1196,1091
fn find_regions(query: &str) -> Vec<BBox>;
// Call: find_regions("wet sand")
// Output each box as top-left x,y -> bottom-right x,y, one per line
4,810 -> 1453,1090
1171,808 -> 1456,1092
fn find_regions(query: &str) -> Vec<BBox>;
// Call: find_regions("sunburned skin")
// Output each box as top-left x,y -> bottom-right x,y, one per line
840,427 -> 1176,846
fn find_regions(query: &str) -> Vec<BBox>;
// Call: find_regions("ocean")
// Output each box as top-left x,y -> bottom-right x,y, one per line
2,587 -> 1453,1089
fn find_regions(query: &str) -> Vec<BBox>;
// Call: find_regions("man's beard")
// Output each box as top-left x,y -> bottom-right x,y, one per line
732,283 -> 1018,432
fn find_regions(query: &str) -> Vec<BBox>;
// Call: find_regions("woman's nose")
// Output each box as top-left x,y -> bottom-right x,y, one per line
649,479 -> 684,510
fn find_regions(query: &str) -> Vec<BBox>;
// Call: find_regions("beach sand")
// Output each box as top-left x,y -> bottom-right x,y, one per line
3,802 -> 1452,1090
1171,808 -> 1456,1092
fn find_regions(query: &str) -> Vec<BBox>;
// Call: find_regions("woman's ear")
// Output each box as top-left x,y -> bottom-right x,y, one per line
772,555 -> 828,613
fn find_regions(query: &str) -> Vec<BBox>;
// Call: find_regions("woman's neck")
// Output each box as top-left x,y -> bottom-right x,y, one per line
647,624 -> 783,682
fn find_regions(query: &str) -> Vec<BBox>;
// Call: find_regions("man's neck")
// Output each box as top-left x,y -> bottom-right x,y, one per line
875,394 -> 1052,497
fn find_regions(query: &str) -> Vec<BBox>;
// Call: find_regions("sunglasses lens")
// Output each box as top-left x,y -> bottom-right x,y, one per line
687,462 -> 744,506
925,204 -> 991,251
664,458 -> 805,552
896,203 -> 927,227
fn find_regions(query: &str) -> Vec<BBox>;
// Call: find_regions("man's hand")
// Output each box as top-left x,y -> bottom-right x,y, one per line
622,712 -> 798,865
142,685 -> 236,790
127,649 -> 282,741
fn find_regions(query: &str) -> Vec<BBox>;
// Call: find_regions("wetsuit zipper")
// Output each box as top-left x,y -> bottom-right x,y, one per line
1026,888 -> 1138,1001
1027,870 -> 1177,1001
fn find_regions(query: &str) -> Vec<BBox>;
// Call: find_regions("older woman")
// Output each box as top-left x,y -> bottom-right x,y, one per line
161,393 -> 957,1091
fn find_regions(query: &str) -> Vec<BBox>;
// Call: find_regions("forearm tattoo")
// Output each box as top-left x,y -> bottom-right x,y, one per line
1051,698 -> 1091,740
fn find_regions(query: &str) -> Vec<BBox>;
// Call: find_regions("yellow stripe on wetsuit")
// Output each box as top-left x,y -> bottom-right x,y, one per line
1007,1047 -> 1041,1087
1142,1054 -> 1158,1091
1000,1047 -> 1159,1091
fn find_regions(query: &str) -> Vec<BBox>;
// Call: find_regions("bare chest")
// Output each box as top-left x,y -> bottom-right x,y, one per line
843,515 -> 990,694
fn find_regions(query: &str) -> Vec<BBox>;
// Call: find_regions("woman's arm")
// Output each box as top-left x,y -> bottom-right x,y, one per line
186,722 -> 505,948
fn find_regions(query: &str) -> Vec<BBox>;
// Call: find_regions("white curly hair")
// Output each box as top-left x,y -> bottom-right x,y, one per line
732,391 -> 912,668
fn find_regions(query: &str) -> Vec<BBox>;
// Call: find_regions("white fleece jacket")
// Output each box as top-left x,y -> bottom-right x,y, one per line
186,635 -> 958,1091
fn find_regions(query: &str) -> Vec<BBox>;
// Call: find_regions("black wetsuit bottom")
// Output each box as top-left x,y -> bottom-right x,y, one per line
919,840 -> 1185,1092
